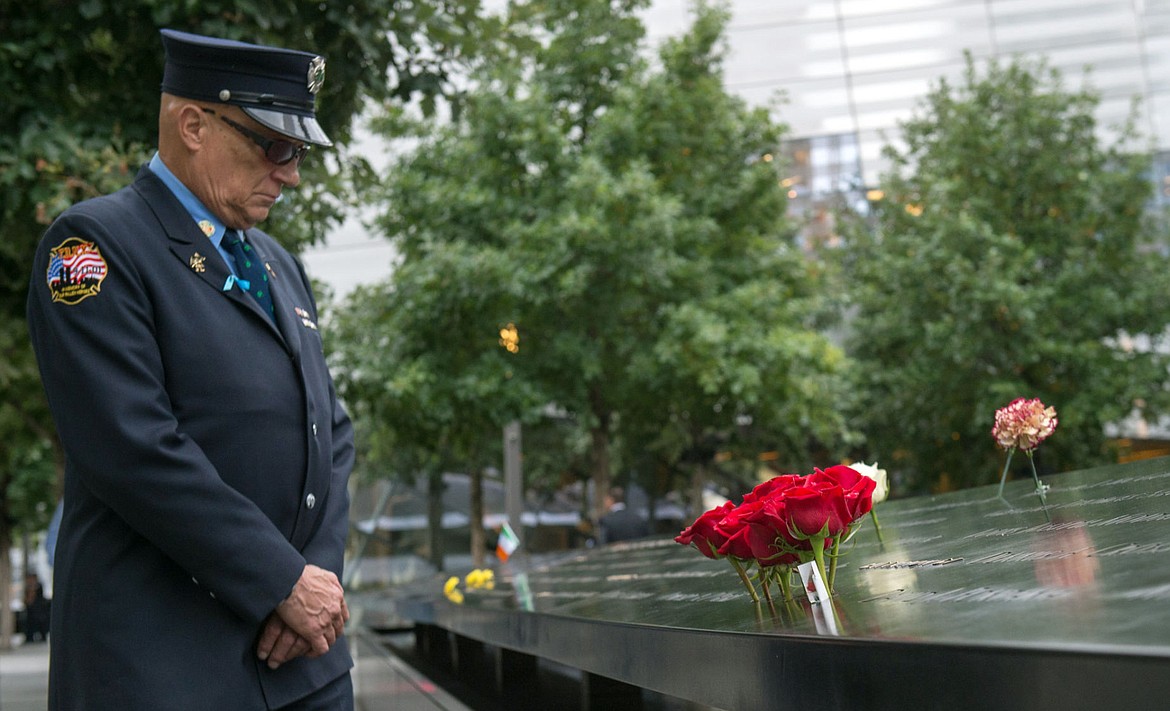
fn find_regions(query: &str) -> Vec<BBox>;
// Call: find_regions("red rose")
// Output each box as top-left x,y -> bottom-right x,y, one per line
712,500 -> 759,557
743,474 -> 803,504
812,465 -> 865,487
715,522 -> 756,560
717,498 -> 794,562
783,485 -> 851,539
675,502 -> 737,558
738,496 -> 799,548
811,465 -> 876,522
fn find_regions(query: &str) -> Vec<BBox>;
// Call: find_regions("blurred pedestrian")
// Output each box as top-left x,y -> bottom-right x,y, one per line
598,487 -> 650,544
20,574 -> 50,643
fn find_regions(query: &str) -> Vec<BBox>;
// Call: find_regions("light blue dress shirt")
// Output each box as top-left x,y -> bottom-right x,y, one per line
148,152 -> 239,277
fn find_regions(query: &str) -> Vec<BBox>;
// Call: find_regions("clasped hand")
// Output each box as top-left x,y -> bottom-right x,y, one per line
256,564 -> 349,669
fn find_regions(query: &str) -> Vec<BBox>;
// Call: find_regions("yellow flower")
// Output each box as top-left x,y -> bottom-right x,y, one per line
443,576 -> 464,603
466,568 -> 497,590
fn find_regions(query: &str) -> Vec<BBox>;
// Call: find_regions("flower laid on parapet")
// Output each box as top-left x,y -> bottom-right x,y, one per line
443,576 -> 464,604
675,466 -> 876,606
850,462 -> 889,543
465,568 -> 495,590
993,397 -> 1058,500
443,568 -> 496,604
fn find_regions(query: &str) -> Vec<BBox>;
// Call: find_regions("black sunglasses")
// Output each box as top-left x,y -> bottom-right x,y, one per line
202,108 -> 310,167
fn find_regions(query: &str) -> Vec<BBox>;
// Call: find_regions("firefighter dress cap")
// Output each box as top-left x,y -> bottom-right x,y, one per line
159,29 -> 332,147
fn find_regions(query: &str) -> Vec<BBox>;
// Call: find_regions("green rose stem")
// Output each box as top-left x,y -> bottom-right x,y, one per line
810,536 -> 830,598
756,567 -> 773,601
869,509 -> 885,544
758,568 -> 776,612
777,568 -> 795,603
996,447 -> 1017,498
827,535 -> 842,592
729,558 -> 760,604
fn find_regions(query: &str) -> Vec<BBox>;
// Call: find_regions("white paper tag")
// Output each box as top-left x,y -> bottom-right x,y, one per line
797,560 -> 830,605
810,598 -> 840,636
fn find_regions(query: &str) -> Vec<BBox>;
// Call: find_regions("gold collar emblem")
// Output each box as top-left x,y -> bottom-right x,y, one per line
189,252 -> 206,273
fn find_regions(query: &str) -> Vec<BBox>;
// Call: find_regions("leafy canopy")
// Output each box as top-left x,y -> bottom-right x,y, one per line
843,54 -> 1170,492
340,0 -> 853,512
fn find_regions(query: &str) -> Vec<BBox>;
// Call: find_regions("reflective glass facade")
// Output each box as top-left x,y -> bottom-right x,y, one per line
645,0 -> 1170,211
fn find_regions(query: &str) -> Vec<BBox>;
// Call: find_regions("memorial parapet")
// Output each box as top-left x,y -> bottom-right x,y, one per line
381,456 -> 1170,710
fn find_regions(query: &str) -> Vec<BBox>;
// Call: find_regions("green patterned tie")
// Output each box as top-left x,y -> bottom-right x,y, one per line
224,231 -> 275,320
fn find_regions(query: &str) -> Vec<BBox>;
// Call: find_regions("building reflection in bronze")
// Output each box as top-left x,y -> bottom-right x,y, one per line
1031,519 -> 1099,590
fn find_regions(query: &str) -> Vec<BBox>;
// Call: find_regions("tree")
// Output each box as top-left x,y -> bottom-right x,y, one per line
349,0 -> 853,541
0,0 -> 492,645
841,54 -> 1170,493
331,247 -> 545,569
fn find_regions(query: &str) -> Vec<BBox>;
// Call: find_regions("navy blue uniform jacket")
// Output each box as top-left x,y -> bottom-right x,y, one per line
27,165 -> 355,709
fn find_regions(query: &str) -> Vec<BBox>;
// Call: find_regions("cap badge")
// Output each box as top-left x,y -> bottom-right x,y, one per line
307,56 -> 326,94
189,252 -> 206,273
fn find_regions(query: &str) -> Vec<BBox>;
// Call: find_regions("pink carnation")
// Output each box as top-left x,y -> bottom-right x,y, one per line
992,397 -> 1058,451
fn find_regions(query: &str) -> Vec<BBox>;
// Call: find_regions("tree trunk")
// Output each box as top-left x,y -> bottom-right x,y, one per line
469,467 -> 485,569
589,424 -> 611,523
427,471 -> 445,572
691,462 -> 707,519
0,520 -> 13,650
21,531 -> 32,579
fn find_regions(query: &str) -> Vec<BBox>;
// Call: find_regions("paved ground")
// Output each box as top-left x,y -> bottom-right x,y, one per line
0,632 -> 472,711
0,637 -> 49,711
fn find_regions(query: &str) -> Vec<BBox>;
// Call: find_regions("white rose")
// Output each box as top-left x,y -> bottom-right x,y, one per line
852,461 -> 889,504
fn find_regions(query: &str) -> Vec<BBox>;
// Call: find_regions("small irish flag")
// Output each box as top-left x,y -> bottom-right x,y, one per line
496,521 -> 521,562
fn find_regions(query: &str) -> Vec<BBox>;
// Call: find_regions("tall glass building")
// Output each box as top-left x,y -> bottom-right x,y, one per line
645,0 -> 1170,218
644,0 -> 1170,448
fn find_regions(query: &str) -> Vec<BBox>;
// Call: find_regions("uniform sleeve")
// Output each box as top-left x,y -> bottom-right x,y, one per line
27,211 -> 305,625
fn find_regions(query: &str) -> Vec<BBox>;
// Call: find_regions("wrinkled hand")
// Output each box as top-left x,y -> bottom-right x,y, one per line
256,614 -> 313,669
273,564 -> 349,658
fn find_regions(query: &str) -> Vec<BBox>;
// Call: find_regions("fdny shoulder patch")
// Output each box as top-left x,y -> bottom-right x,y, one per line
46,237 -> 109,305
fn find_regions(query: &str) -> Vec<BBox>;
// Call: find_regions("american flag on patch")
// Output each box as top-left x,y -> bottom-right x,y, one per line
48,241 -> 108,286
47,252 -> 65,287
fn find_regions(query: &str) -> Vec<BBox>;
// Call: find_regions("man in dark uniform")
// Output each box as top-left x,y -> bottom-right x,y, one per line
598,487 -> 651,544
27,29 -> 354,710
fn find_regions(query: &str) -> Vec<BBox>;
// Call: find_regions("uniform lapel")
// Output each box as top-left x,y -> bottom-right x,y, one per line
133,169 -> 288,344
243,230 -> 303,363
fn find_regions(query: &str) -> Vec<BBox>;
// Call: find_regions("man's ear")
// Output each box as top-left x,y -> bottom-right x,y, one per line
175,103 -> 210,153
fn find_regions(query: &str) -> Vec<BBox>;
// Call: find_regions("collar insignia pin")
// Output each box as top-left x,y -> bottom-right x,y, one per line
189,252 -> 206,273
197,220 -> 215,237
